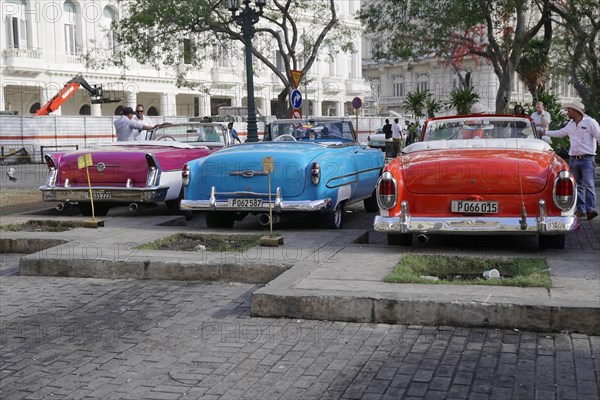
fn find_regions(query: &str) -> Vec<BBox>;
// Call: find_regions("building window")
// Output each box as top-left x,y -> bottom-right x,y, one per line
217,44 -> 229,68
393,76 -> 404,97
64,1 -> 79,55
29,102 -> 40,114
65,24 -> 77,55
418,74 -> 429,92
275,50 -> 284,71
102,7 -> 117,56
183,38 -> 193,64
147,106 -> 159,116
79,105 -> 91,115
114,105 -> 124,115
5,0 -> 28,49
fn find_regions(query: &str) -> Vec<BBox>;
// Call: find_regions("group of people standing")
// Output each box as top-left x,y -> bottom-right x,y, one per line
114,105 -> 155,142
382,118 -> 405,157
114,108 -> 242,144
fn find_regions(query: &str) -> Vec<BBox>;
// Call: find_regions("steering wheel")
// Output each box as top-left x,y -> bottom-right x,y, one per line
156,135 -> 176,141
273,134 -> 297,142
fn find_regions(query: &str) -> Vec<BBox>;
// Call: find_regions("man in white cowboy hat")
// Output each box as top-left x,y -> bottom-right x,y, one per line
541,99 -> 600,220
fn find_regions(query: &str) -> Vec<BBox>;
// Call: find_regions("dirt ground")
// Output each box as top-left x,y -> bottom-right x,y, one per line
0,188 -> 47,216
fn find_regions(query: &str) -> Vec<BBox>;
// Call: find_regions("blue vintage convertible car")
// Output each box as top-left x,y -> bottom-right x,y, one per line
180,119 -> 384,229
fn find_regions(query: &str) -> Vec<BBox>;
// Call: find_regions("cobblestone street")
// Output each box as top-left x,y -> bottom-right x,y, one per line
1,274 -> 598,400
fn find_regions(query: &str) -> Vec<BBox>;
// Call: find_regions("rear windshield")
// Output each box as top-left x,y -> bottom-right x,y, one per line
151,124 -> 225,144
424,117 -> 538,141
270,121 -> 354,142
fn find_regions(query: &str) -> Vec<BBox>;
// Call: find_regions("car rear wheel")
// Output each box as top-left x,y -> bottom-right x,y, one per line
320,202 -> 344,229
363,189 -> 379,213
205,211 -> 235,228
388,233 -> 412,246
79,203 -> 110,217
539,234 -> 565,249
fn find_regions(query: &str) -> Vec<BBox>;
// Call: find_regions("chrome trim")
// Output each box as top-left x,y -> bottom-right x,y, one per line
229,170 -> 268,178
39,185 -> 169,203
97,162 -> 106,172
552,172 -> 576,211
373,214 -> 579,234
376,171 -> 397,209
538,200 -> 547,233
180,186 -> 333,212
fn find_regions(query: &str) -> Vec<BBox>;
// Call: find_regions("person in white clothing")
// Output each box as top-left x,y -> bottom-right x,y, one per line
541,100 -> 600,220
391,118 -> 403,157
531,101 -> 551,134
133,105 -> 154,140
114,107 -> 154,142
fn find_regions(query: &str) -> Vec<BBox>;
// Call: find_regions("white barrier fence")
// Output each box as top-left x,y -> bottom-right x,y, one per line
0,115 -> 389,164
0,115 -> 187,163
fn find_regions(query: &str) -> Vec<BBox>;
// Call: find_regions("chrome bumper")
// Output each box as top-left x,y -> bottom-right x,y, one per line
180,186 -> 333,212
39,185 -> 169,203
374,200 -> 579,235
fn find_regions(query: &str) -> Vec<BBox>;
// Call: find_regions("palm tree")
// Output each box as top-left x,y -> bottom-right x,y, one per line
516,38 -> 550,101
402,89 -> 429,119
426,98 -> 444,118
449,87 -> 480,115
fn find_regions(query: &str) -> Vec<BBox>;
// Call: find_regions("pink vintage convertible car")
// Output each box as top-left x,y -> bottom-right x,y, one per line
40,122 -> 229,216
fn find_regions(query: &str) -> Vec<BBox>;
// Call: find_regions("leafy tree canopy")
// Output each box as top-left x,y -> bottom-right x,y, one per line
358,0 -> 550,113
86,0 -> 359,118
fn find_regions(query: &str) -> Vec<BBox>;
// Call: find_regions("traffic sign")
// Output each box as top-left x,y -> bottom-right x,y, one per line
290,109 -> 302,120
352,97 -> 362,109
290,89 -> 302,109
291,70 -> 302,89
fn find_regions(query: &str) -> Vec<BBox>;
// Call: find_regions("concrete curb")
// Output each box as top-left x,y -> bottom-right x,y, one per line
251,291 -> 600,335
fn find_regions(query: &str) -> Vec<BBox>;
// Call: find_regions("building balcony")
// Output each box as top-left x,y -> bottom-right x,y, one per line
322,77 -> 344,93
345,79 -> 369,95
4,47 -> 44,74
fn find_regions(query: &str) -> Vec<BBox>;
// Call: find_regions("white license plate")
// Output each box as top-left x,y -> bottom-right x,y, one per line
451,200 -> 498,214
83,191 -> 112,200
228,198 -> 263,207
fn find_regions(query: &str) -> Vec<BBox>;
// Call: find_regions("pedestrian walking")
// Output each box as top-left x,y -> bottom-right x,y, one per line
391,118 -> 403,157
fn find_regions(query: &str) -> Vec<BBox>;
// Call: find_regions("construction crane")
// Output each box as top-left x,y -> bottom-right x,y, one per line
34,73 -> 123,116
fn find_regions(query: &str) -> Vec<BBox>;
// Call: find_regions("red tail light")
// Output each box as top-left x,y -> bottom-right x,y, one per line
377,171 -> 397,209
553,170 -> 575,211
182,163 -> 190,186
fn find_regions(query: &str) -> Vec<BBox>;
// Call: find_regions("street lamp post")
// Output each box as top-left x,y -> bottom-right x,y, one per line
228,0 -> 266,143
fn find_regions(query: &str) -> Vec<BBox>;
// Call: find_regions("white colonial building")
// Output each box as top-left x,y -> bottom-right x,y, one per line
0,0 -> 369,118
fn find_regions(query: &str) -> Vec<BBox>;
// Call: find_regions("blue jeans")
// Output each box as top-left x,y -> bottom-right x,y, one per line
569,156 -> 596,212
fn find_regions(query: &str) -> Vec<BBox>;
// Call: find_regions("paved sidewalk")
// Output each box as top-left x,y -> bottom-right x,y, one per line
0,200 -> 599,398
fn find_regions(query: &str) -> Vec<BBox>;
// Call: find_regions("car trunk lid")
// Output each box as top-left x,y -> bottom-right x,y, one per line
198,143 -> 325,198
401,149 -> 551,194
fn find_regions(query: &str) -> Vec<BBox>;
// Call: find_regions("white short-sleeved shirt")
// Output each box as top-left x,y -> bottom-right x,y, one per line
391,123 -> 402,139
545,115 -> 600,156
114,116 -> 144,141
133,115 -> 154,141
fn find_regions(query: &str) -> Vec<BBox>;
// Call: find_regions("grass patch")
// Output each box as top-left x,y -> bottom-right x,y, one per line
136,233 -> 262,252
385,254 -> 551,288
0,220 -> 85,232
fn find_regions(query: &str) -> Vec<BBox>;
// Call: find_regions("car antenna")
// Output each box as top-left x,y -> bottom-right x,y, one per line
514,120 -> 528,230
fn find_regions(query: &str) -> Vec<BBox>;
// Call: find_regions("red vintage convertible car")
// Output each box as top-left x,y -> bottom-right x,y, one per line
39,122 -> 229,216
373,114 -> 579,249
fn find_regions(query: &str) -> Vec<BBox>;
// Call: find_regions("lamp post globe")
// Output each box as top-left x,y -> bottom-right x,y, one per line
229,0 -> 266,142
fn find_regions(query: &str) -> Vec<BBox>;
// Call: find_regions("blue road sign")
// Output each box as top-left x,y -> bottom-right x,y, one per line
290,89 -> 302,109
